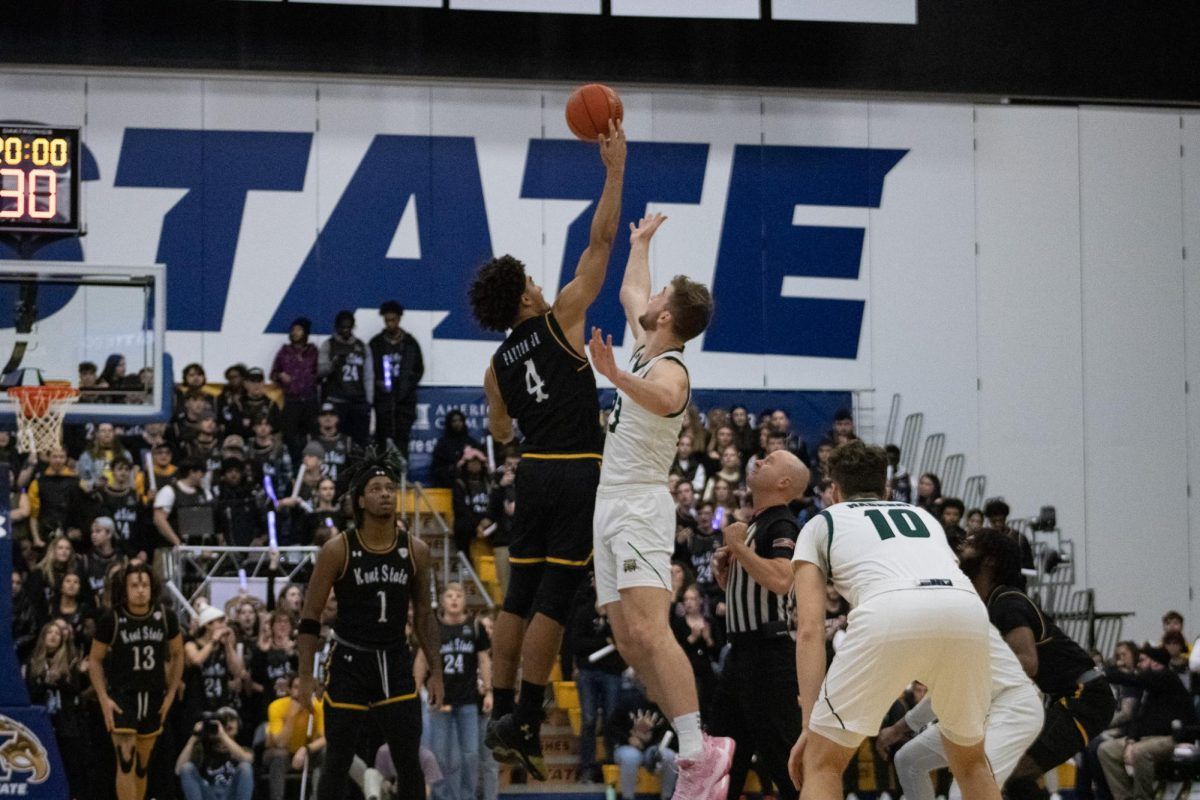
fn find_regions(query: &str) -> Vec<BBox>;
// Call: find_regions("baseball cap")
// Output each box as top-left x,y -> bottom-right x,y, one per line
319,402 -> 339,416
302,441 -> 325,459
222,434 -> 245,452
197,606 -> 225,627
246,367 -> 265,382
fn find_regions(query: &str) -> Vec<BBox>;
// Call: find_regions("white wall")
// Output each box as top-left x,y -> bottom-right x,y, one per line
2,70 -> 1199,638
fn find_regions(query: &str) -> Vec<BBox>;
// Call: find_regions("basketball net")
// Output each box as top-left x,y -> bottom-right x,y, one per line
5,384 -> 80,454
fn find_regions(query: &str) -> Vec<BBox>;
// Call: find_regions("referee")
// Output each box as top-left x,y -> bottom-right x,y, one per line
712,449 -> 810,800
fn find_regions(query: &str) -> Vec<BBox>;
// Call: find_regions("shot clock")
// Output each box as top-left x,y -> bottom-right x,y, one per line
0,125 -> 81,235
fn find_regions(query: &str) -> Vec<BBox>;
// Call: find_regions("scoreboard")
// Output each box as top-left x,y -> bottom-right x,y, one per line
0,125 -> 81,235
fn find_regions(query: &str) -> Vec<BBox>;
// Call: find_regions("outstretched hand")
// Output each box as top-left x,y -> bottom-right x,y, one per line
588,327 -> 620,382
598,118 -> 627,173
629,212 -> 667,246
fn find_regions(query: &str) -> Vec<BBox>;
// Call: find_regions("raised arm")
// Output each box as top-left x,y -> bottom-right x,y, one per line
588,329 -> 688,417
296,533 -> 346,711
552,120 -> 627,344
483,366 -> 514,444
620,213 -> 667,346
411,537 -> 444,707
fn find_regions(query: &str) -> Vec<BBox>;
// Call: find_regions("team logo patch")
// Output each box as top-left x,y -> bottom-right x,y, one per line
623,559 -> 638,573
0,714 -> 51,784
398,548 -> 408,558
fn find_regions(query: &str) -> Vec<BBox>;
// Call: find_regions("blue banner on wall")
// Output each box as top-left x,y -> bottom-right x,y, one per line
406,386 -> 852,484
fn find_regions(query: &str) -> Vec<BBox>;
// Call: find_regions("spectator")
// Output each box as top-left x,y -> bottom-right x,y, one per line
431,410 -> 481,489
481,448 -> 519,593
271,316 -> 320,460
251,611 -> 298,719
1098,645 -> 1197,800
609,679 -> 678,800
703,446 -> 743,503
674,481 -> 698,522
418,583 -> 491,800
1078,641 -> 1143,800
885,444 -> 912,504
137,442 -> 178,505
679,404 -> 707,459
247,413 -> 294,498
97,353 -> 129,399
123,420 -> 168,471
939,497 -> 966,552
826,408 -> 856,444
823,583 -> 849,666
83,517 -> 123,599
77,422 -> 132,492
176,362 -> 211,412
728,405 -> 756,461
213,457 -> 267,547
25,534 -> 86,615
12,570 -> 40,662
1162,610 -> 1186,643
703,425 -> 736,478
670,434 -> 707,492
301,477 -> 348,546
153,459 -> 216,547
49,572 -> 90,648
770,409 -> 810,466
569,578 -> 625,783
90,456 -> 141,551
29,446 -> 83,546
452,447 -> 492,558
915,472 -> 941,512
180,409 -> 222,477
965,507 -> 984,532
229,368 -> 283,441
184,605 -> 246,721
672,584 -> 718,717
984,499 -> 1034,570
25,620 -> 88,797
308,403 -> 354,482
175,706 -> 254,800
216,364 -> 249,436
318,309 -> 373,446
265,674 -> 326,800
369,300 -> 425,459
1162,631 -> 1190,683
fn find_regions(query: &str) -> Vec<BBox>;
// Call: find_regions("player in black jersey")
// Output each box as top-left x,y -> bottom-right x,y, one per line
88,561 -> 184,800
297,447 -> 443,800
469,119 -> 626,778
958,528 -> 1115,800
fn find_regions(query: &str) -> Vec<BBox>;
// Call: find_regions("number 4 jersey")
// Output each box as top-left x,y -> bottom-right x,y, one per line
794,500 -> 968,608
492,311 -> 601,456
94,604 -> 181,694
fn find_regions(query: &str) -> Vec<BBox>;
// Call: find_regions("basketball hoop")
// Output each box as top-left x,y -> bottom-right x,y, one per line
5,383 -> 80,454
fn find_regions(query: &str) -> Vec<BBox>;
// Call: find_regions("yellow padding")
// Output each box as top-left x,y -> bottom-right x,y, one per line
552,681 -> 579,711
568,707 -> 582,736
477,556 -> 497,584
602,764 -> 662,794
548,659 -> 563,683
396,487 -> 453,515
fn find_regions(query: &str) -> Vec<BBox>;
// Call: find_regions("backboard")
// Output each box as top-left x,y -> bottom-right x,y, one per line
0,260 -> 167,424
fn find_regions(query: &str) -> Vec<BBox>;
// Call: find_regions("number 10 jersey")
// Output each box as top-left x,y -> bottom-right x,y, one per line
492,311 -> 601,456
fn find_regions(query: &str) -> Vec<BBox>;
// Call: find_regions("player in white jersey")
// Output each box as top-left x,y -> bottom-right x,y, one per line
587,213 -> 730,800
787,441 -> 1001,800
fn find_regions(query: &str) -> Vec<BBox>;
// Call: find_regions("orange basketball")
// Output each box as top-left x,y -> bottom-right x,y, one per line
565,83 -> 623,142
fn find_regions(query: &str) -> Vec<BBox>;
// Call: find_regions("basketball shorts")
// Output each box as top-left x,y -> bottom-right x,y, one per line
111,686 -> 165,737
593,484 -> 675,606
324,641 -> 417,710
508,456 -> 599,569
809,583 -> 991,749
1026,679 -> 1115,772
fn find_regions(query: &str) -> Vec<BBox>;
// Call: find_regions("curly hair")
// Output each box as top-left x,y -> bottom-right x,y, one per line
342,445 -> 407,525
469,255 -> 528,332
969,527 -> 1026,590
113,560 -> 161,610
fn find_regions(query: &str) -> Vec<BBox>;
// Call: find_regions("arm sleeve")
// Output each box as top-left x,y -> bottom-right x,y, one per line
792,514 -> 830,576
904,696 -> 937,731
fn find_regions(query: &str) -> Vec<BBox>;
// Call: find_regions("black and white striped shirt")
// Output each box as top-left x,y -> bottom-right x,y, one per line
726,506 -> 800,636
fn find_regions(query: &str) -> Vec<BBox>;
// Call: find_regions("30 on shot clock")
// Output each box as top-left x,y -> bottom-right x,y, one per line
0,125 -> 81,235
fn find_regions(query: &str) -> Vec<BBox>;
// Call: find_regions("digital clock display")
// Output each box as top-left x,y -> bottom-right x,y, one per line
0,125 -> 81,235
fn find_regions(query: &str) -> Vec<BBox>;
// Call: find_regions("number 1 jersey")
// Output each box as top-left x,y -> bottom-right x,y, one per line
492,311 -> 601,456
794,500 -> 967,608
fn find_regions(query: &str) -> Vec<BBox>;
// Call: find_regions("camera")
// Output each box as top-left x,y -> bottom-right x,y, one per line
202,711 -> 221,738
1029,505 -> 1057,532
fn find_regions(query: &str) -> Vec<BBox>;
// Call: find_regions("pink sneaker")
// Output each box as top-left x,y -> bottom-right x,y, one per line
675,735 -> 736,800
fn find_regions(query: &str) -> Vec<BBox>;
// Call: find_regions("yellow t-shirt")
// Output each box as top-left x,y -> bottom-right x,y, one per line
266,697 -> 324,754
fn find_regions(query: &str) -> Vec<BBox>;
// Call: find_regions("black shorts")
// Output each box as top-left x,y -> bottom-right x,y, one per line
111,686 -> 165,737
1026,679 -> 1115,771
509,455 -> 599,568
324,641 -> 417,710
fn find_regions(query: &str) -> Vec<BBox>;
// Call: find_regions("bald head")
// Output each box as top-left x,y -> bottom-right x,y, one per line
748,449 -> 810,504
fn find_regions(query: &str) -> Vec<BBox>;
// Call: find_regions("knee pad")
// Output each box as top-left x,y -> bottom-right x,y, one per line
531,565 -> 586,625
502,561 -> 544,618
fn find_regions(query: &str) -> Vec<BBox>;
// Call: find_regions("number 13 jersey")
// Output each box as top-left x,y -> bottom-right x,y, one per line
794,500 -> 967,608
492,312 -> 601,456
94,604 -> 180,694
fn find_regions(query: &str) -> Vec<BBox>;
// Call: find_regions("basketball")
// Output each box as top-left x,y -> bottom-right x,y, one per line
565,83 -> 623,142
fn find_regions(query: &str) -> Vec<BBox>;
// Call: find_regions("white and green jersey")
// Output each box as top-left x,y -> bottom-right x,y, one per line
599,346 -> 689,489
793,499 -> 966,609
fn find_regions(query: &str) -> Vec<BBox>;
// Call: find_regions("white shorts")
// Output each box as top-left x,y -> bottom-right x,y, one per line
809,586 -> 992,749
894,682 -> 1044,800
593,485 -> 675,606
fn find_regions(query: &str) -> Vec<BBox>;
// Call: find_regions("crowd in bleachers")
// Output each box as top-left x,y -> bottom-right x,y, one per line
9,319 -> 1200,800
